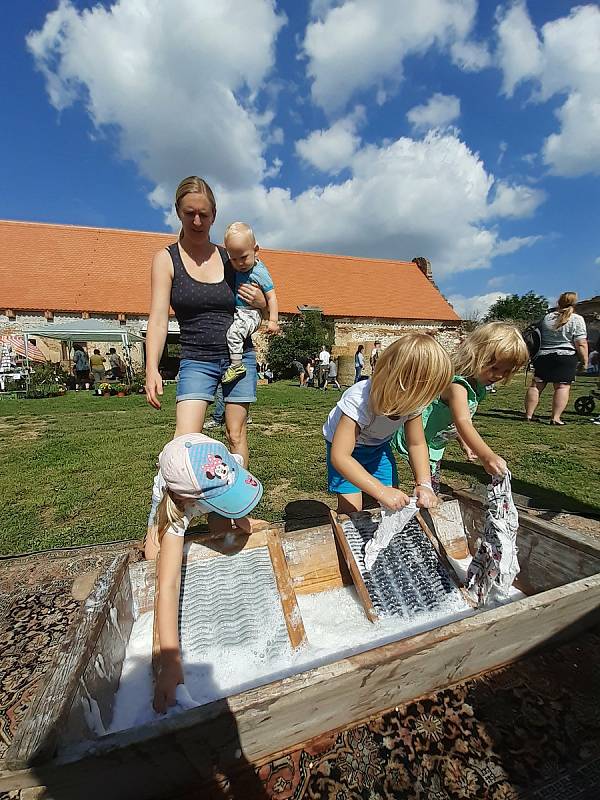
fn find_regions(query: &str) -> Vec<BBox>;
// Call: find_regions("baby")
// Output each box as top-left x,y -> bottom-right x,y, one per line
222,222 -> 279,384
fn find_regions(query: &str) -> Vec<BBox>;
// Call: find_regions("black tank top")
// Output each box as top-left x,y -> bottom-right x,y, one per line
168,242 -> 247,362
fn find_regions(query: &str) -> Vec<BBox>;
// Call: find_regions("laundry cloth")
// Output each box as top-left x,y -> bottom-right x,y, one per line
363,498 -> 419,571
466,471 -> 519,606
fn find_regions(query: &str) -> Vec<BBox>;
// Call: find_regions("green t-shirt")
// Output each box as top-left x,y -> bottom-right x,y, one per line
393,375 -> 486,468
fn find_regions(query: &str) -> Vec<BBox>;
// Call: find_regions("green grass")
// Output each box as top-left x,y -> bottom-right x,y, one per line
0,375 -> 598,555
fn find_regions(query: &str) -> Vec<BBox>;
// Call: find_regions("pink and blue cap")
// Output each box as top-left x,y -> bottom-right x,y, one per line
158,433 -> 263,519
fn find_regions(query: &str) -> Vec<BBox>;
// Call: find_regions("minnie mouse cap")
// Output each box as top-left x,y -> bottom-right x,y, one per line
158,433 -> 263,519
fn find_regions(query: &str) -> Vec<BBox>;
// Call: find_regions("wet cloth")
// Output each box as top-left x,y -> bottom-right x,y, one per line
363,498 -> 419,571
466,471 -> 519,606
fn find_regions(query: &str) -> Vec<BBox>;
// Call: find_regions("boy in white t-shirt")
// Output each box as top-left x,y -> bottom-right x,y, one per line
323,332 -> 452,515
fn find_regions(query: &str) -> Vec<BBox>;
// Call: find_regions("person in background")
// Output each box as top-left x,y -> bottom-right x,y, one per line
325,357 -> 341,391
525,292 -> 588,425
354,345 -> 365,383
318,345 -> 331,390
107,347 -> 124,380
292,359 -> 306,387
89,349 -> 105,387
73,346 -> 90,390
306,358 -> 315,387
370,341 -> 382,374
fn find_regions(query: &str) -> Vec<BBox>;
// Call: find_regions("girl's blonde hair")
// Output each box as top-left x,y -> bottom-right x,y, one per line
370,332 -> 453,416
453,322 -> 528,383
554,291 -> 577,329
149,489 -> 187,550
175,176 -> 217,240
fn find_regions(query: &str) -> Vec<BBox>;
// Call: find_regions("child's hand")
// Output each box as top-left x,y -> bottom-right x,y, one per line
481,453 -> 508,477
415,485 -> 438,508
153,660 -> 184,714
378,487 -> 411,511
459,440 -> 478,462
266,320 -> 280,335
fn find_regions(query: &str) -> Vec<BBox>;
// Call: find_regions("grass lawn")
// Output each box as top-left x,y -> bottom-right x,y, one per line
0,374 -> 599,556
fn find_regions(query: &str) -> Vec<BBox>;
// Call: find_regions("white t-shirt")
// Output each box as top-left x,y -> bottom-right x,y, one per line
319,349 -> 331,367
538,311 -> 587,356
322,379 -> 419,447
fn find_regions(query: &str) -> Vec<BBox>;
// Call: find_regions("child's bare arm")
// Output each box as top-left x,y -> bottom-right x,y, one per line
444,383 -> 507,476
154,532 -> 185,713
404,415 -> 437,508
331,414 -> 410,510
264,287 -> 279,334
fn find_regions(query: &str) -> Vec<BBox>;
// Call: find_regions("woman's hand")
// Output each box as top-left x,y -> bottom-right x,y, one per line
238,281 -> 267,310
415,485 -> 438,509
145,368 -> 163,410
481,453 -> 508,477
378,487 -> 411,511
153,660 -> 184,714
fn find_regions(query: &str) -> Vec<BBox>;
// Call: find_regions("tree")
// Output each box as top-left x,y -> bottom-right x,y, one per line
267,310 -> 334,378
484,292 -> 549,325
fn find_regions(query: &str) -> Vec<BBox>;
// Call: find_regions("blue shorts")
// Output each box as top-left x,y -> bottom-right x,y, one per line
176,351 -> 257,404
326,440 -> 398,495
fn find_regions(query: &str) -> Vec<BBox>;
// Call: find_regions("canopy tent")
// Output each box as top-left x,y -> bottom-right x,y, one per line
1,334 -> 46,364
20,321 -> 145,388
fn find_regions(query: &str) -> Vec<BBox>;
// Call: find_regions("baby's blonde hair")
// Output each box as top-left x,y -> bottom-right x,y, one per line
370,332 -> 453,417
224,221 -> 256,246
453,322 -> 528,383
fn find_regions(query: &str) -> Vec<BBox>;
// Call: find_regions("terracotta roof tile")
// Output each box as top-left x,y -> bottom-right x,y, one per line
0,220 -> 459,322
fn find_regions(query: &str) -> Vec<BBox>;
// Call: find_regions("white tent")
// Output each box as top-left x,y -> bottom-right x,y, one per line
22,321 -> 145,388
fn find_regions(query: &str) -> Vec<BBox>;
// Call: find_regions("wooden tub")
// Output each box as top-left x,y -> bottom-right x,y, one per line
2,489 -> 600,799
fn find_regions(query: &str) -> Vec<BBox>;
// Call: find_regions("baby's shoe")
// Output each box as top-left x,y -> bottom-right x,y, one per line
222,363 -> 246,384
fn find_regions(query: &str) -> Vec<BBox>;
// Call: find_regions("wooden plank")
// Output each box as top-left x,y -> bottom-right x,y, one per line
5,554 -> 130,770
329,510 -> 378,622
4,573 -> 598,799
416,512 -> 477,609
428,500 -> 471,558
281,523 -> 352,595
265,528 -> 307,649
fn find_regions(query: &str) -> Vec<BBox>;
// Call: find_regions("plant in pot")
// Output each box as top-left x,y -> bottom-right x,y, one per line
98,382 -> 112,397
114,382 -> 129,397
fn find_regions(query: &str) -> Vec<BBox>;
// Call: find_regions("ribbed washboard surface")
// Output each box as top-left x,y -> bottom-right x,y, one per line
178,547 -> 290,661
341,514 -> 466,618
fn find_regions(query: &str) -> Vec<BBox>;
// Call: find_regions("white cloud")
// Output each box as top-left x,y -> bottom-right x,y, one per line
487,274 -> 514,290
595,257 -> 600,266
407,93 -> 460,132
487,181 -> 545,219
495,3 -> 600,177
26,0 -> 286,192
447,292 -> 507,319
295,107 -> 364,174
303,0 -> 478,112
450,39 -> 491,71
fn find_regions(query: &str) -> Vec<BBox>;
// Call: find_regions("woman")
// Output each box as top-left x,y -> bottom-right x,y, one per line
145,177 -> 266,551
354,344 -> 365,383
525,292 -> 588,425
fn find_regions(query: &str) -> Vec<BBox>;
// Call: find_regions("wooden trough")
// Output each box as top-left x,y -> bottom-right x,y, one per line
2,488 -> 600,799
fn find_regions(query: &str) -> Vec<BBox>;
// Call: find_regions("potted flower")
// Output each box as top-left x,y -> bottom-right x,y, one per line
114,382 -> 129,397
98,382 -> 112,398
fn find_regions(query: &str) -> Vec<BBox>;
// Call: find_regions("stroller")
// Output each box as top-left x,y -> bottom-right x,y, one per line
574,378 -> 600,416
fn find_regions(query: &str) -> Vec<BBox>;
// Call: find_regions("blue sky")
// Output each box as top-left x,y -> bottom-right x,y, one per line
1,0 -> 599,317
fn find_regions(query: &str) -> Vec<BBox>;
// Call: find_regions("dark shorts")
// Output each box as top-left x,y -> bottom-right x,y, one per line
75,369 -> 89,379
533,353 -> 578,384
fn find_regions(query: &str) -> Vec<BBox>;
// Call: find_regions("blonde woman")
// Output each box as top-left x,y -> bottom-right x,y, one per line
525,292 -> 588,425
394,323 -> 528,492
323,332 -> 453,515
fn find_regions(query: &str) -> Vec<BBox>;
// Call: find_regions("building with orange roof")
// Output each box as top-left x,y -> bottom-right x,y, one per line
0,219 -> 461,371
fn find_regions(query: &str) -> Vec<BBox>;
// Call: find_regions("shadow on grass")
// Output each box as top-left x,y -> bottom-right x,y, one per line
442,459 -> 600,517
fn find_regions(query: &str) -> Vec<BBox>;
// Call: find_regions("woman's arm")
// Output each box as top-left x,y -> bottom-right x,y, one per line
574,338 -> 588,368
145,250 -> 174,409
445,383 -> 506,476
404,415 -> 437,508
237,281 -> 268,315
153,531 -> 185,713
330,414 -> 411,510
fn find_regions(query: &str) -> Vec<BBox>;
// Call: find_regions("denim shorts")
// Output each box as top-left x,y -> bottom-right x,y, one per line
326,440 -> 398,494
176,350 -> 257,404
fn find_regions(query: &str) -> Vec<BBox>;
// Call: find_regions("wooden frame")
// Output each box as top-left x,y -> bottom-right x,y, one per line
2,494 -> 600,799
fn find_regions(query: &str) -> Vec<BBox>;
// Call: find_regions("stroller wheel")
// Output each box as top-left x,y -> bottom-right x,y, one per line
574,396 -> 595,415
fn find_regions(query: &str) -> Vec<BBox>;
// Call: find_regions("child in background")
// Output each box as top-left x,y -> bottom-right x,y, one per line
148,433 -> 264,713
323,332 -> 453,515
222,222 -> 279,385
393,322 -> 528,492
325,357 -> 341,390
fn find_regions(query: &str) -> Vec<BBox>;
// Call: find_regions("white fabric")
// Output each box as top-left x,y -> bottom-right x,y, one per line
466,471 -> 520,606
538,311 -> 587,355
226,307 -> 262,360
322,379 -> 418,446
319,349 -> 331,366
363,499 -> 419,571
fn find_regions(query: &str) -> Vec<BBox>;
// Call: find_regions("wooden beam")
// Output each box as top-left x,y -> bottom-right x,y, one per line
329,510 -> 378,622
266,528 -> 306,649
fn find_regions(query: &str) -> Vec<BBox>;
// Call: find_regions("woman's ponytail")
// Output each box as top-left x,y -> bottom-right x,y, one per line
554,291 -> 577,328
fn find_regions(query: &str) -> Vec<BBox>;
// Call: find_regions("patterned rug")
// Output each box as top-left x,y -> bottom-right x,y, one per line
1,545 -> 599,800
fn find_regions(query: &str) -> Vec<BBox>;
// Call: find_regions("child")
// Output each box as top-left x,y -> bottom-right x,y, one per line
393,322 -> 528,492
323,332 -> 453,515
325,357 -> 341,390
148,432 -> 264,713
221,222 -> 279,384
